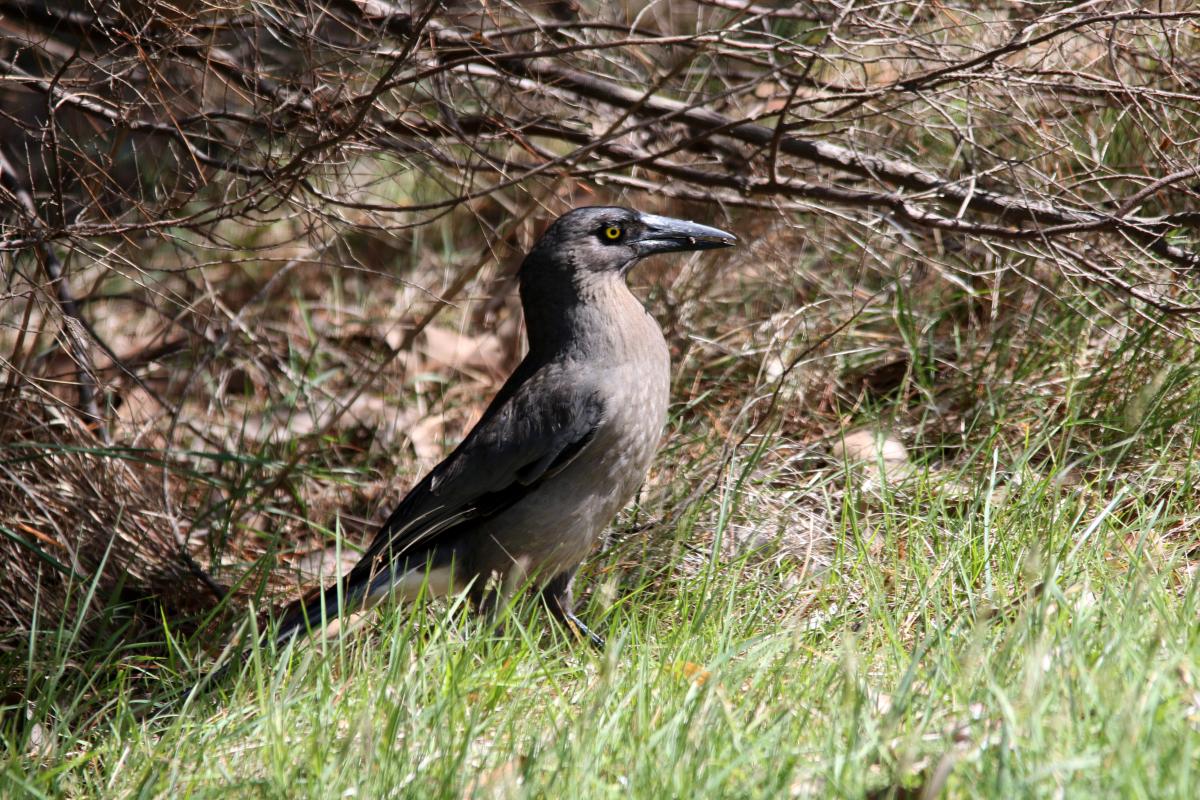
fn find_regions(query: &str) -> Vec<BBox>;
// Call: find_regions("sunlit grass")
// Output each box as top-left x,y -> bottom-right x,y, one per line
6,383 -> 1200,798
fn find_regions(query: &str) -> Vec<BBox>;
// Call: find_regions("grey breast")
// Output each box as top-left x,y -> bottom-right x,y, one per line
473,292 -> 670,584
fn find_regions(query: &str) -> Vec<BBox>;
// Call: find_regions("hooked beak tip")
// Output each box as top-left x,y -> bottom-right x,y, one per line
633,213 -> 738,255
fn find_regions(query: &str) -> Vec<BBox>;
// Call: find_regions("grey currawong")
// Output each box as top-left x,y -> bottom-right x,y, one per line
274,206 -> 736,648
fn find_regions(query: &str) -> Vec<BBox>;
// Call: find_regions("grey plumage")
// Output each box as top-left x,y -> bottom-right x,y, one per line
274,206 -> 736,648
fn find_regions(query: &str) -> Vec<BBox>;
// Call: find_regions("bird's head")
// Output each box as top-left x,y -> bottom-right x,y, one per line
523,206 -> 737,284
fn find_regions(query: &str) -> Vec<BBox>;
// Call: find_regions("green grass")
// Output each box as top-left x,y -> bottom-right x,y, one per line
5,407 -> 1200,798
6,209 -> 1200,798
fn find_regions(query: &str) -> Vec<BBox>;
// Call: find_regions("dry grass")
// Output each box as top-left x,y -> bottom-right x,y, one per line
0,389 -> 223,650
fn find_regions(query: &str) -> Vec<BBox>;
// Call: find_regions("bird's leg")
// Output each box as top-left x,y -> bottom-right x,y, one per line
541,570 -> 605,650
470,576 -> 508,639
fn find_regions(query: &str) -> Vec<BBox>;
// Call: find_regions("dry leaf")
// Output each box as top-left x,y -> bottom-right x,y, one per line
462,756 -> 526,799
420,324 -> 507,377
407,413 -> 447,463
674,661 -> 711,686
833,427 -> 911,467
293,545 -> 362,581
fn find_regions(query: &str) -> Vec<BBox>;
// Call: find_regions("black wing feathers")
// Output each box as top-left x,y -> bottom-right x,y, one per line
274,364 -> 603,644
356,363 -> 604,577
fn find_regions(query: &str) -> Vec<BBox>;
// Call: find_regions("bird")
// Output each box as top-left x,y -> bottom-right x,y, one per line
274,206 -> 736,649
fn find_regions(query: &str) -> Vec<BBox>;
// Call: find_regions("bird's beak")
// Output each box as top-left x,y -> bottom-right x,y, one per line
632,213 -> 737,257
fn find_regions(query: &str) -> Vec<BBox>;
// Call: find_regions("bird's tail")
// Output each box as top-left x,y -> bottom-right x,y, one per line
183,553 -> 453,698
179,577 -> 360,700
272,575 -> 361,647
272,545 -> 461,646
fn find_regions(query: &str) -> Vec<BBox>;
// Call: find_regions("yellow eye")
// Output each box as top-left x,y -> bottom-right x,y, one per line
604,226 -> 622,240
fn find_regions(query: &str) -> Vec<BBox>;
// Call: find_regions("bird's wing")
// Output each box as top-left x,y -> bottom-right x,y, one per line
271,362 -> 603,644
350,361 -> 605,582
